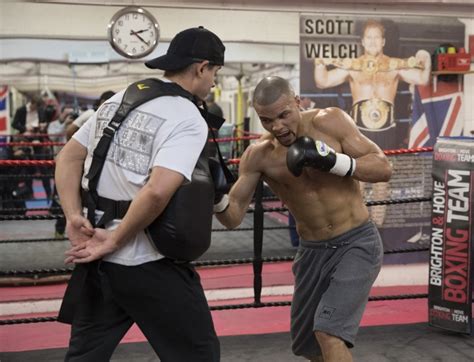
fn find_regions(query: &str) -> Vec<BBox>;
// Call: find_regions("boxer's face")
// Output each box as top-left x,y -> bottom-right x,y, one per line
255,94 -> 301,147
362,26 -> 385,57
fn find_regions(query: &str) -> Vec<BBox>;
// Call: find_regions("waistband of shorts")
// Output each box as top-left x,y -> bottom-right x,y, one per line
300,220 -> 375,249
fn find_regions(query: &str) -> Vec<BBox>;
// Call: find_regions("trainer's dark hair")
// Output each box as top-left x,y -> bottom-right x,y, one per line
99,91 -> 115,103
252,76 -> 295,106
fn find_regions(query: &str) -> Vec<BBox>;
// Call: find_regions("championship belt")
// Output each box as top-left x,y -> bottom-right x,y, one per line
351,99 -> 394,131
316,56 -> 424,74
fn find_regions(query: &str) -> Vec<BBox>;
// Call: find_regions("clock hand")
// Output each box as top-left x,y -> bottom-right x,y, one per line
132,29 -> 149,34
130,30 -> 150,46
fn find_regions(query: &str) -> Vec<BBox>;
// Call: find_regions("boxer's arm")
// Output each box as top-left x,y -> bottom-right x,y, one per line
399,49 -> 431,86
320,108 -> 392,183
314,60 -> 350,89
215,145 -> 262,229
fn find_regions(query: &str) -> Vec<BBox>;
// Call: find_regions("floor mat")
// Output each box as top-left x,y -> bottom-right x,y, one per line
1,323 -> 472,362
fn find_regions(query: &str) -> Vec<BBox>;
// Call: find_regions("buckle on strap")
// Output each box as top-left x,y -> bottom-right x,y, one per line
103,125 -> 116,138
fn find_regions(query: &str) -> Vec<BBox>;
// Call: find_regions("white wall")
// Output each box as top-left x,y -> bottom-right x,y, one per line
1,1 -> 473,131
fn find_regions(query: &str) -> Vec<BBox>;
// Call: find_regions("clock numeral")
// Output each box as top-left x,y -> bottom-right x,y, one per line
117,38 -> 122,44
141,45 -> 146,52
124,15 -> 129,20
133,14 -> 138,19
132,48 -> 137,54
150,32 -> 154,37
118,20 -> 123,26
115,29 -> 120,35
124,44 -> 128,49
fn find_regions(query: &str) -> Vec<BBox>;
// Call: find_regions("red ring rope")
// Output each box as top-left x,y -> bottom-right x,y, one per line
0,146 -> 434,167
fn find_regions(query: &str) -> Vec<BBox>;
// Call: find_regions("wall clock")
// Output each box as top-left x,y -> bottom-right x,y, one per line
108,7 -> 159,59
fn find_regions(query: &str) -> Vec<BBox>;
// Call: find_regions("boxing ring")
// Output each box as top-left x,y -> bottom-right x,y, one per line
0,136 -> 473,361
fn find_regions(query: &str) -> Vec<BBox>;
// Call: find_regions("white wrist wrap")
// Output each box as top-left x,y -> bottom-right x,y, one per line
330,153 -> 356,177
214,194 -> 230,213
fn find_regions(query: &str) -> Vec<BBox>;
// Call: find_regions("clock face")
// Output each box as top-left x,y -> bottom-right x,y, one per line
108,7 -> 159,59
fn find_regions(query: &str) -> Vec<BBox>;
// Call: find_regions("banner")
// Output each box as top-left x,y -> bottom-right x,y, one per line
300,15 -> 465,150
0,85 -> 9,134
429,137 -> 473,334
410,83 -> 464,148
300,15 -> 466,262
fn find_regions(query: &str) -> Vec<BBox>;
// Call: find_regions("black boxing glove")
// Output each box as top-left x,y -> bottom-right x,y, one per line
209,157 -> 230,213
286,136 -> 356,177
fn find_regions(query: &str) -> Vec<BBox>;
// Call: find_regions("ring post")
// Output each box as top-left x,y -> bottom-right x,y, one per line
253,179 -> 264,306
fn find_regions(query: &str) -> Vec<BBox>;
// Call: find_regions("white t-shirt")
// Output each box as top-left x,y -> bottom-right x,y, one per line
47,120 -> 66,155
73,87 -> 208,266
25,103 -> 39,129
73,108 -> 95,129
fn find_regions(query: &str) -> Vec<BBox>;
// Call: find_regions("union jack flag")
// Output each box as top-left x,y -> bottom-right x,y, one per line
409,81 -> 464,148
0,85 -> 8,134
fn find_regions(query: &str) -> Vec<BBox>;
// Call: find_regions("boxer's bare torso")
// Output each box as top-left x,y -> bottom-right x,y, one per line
243,110 -> 369,241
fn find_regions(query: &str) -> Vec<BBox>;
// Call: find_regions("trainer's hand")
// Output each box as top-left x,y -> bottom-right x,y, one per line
64,228 -> 118,264
286,136 -> 356,177
209,157 -> 230,213
65,215 -> 94,247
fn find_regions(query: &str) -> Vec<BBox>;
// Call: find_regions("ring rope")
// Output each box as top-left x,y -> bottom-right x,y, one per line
0,146 -> 434,168
0,142 -> 66,147
0,294 -> 433,326
0,246 -> 430,277
225,146 -> 434,166
0,174 -> 55,180
0,160 -> 55,167
0,197 -> 433,221
383,147 -> 433,155
0,207 -> 62,214
0,133 -> 64,138
0,237 -> 68,244
0,214 -> 64,221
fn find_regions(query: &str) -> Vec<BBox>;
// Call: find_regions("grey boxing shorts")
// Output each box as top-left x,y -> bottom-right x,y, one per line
290,221 -> 383,359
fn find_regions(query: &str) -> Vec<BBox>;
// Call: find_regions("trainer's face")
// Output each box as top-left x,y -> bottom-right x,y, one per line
255,94 -> 301,147
362,26 -> 385,57
196,64 -> 221,100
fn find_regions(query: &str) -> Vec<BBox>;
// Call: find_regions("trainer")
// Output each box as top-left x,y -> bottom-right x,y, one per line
55,26 -> 225,361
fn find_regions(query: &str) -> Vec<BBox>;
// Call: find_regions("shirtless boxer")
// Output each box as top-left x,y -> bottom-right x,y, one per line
214,76 -> 392,361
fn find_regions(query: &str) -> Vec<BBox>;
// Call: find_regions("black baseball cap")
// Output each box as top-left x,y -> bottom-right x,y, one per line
145,26 -> 225,71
